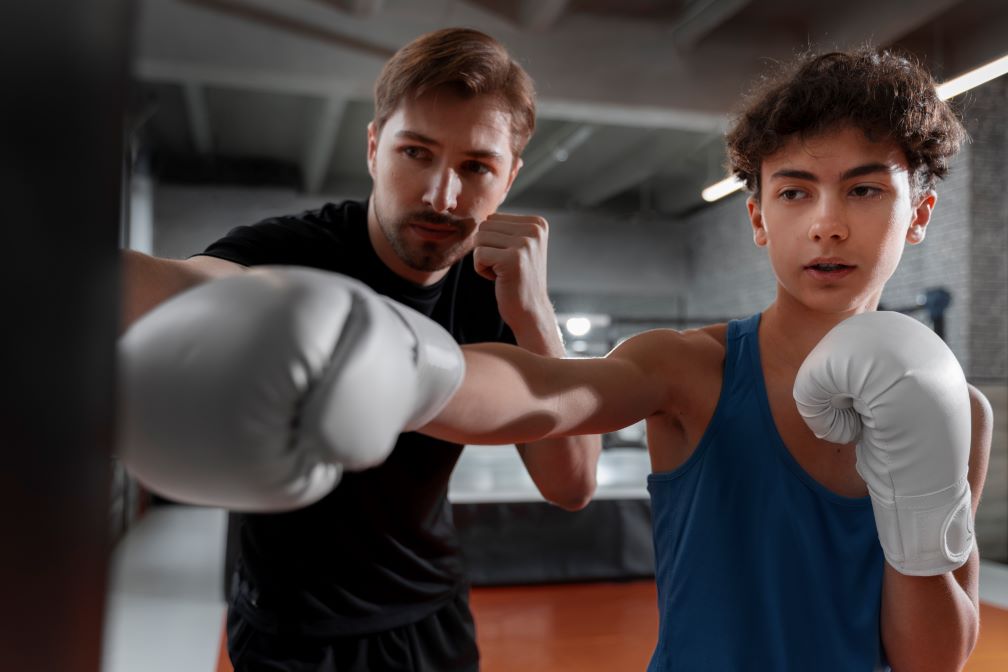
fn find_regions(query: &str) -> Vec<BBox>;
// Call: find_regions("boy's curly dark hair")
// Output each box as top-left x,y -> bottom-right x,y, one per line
726,48 -> 966,200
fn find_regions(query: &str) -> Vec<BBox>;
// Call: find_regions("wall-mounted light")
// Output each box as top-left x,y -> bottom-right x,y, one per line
700,51 -> 1008,203
565,316 -> 592,337
558,313 -> 612,339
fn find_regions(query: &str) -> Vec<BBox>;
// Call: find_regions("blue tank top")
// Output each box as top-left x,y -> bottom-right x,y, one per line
646,314 -> 888,671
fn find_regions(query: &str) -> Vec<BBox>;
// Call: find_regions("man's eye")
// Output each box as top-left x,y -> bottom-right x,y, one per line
463,161 -> 491,175
402,146 -> 429,160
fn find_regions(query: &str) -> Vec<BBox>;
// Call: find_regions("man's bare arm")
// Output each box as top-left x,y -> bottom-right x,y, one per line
120,250 -> 245,333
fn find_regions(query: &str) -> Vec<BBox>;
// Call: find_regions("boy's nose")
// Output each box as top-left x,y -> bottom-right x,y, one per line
807,200 -> 849,242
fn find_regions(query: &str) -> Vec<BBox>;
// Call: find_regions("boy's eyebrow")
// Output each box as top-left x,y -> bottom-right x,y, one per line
839,163 -> 894,180
769,163 -> 895,182
394,130 -> 505,161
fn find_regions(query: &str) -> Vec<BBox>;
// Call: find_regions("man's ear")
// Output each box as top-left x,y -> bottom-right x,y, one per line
907,189 -> 936,245
748,195 -> 767,247
366,121 -> 379,179
503,156 -> 523,198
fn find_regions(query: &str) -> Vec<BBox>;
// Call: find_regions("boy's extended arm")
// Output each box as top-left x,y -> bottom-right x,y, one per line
880,385 -> 991,672
422,329 -> 681,448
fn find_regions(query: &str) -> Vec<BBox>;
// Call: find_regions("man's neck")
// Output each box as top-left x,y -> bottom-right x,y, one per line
366,200 -> 449,287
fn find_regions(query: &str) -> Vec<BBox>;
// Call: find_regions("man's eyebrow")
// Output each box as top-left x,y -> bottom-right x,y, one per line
395,130 -> 441,146
394,130 -> 505,161
768,163 -> 895,182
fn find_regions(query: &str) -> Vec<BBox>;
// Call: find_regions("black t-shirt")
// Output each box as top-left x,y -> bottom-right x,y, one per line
201,200 -> 515,636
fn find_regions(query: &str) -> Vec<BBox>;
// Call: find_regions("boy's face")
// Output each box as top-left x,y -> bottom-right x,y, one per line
366,89 -> 522,279
747,124 -> 935,314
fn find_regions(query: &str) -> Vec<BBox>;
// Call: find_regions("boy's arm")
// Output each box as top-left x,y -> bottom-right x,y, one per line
879,385 -> 992,672
422,329 -> 683,448
120,249 -> 244,333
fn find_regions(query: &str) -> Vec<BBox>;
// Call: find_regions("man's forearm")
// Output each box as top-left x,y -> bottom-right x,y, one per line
120,250 -> 243,334
517,434 -> 601,510
511,308 -> 602,511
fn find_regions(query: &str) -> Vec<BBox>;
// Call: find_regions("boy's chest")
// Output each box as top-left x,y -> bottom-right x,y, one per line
763,377 -> 868,499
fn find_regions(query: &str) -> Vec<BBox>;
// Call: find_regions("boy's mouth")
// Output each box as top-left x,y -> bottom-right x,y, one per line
804,258 -> 856,279
805,263 -> 852,271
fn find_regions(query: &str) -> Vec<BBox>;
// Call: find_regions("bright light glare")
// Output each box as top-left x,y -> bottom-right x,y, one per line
937,54 -> 1008,100
565,316 -> 592,337
701,175 -> 744,202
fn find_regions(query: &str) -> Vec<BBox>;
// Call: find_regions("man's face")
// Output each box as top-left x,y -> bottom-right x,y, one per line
366,89 -> 522,282
747,124 -> 935,314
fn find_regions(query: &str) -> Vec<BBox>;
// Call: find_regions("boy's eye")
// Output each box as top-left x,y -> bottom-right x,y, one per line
850,185 -> 882,199
779,188 -> 807,201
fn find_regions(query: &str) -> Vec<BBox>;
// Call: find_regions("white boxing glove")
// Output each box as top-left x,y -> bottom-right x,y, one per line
118,266 -> 464,512
793,311 -> 973,576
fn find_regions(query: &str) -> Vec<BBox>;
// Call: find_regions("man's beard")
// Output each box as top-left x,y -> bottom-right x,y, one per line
377,207 -> 473,272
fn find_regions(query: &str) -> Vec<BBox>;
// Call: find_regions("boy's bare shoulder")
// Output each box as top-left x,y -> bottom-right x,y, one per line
612,324 -> 727,380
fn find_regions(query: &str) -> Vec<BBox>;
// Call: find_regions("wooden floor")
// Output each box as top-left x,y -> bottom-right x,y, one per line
216,581 -> 1008,671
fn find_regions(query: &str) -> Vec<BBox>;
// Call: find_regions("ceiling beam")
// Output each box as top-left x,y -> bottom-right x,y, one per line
509,123 -> 596,199
517,0 -> 569,31
809,0 -> 960,49
181,82 -> 213,155
670,0 -> 752,51
180,0 -> 395,58
537,99 -> 727,133
302,96 -> 347,194
570,132 -> 691,208
311,0 -> 385,17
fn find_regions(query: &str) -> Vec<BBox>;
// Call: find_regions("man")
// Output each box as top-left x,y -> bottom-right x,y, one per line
422,48 -> 991,670
121,27 -> 601,672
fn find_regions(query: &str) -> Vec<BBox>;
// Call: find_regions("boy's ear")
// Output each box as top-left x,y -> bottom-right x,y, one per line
748,195 -> 767,247
907,190 -> 937,245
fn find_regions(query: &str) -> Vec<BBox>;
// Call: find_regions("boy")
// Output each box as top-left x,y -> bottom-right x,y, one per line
424,49 -> 992,671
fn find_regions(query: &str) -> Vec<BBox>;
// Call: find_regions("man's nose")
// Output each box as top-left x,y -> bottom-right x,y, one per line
423,167 -> 461,213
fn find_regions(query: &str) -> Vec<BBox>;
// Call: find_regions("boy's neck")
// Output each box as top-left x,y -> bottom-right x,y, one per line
759,289 -> 880,370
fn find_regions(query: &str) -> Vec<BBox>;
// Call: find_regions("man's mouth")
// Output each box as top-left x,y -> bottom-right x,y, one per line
408,221 -> 460,241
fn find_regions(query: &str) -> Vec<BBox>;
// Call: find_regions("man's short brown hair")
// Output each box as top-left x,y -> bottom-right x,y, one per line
373,28 -> 536,158
726,48 -> 966,199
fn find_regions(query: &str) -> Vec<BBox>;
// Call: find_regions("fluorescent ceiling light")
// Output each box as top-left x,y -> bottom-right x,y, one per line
936,53 -> 1008,100
701,175 -> 744,202
700,52 -> 1008,202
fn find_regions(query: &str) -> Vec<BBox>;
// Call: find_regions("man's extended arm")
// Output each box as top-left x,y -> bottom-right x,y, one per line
119,249 -> 243,332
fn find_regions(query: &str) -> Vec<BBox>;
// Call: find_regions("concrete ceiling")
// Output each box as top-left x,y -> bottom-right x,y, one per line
132,0 -> 1008,215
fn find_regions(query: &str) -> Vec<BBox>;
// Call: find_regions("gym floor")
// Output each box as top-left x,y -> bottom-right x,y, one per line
103,506 -> 1008,672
